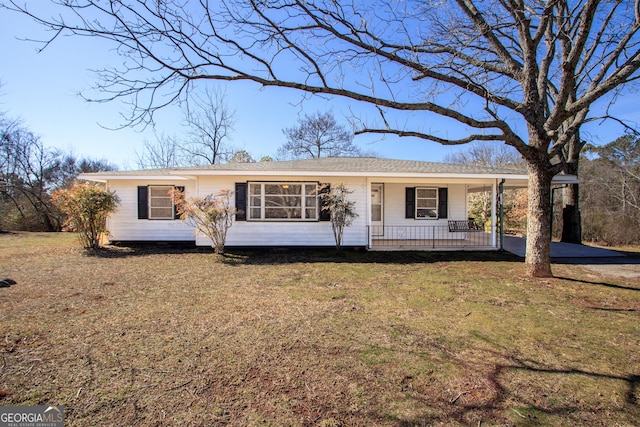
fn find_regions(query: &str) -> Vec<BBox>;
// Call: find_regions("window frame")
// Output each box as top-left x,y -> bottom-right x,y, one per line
415,187 -> 439,220
148,185 -> 176,220
247,181 -> 319,221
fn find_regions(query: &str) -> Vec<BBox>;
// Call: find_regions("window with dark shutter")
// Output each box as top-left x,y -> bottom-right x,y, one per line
438,188 -> 448,219
137,186 -> 149,219
405,187 -> 415,219
318,183 -> 331,221
138,185 -> 183,220
235,182 -> 247,221
174,186 -> 185,219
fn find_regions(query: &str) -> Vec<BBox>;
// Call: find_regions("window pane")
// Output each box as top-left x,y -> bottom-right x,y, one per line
417,188 -> 436,198
250,208 -> 261,219
150,207 -> 173,218
151,197 -> 173,208
265,184 -> 301,195
416,199 -> 437,208
250,184 -> 261,195
150,187 -> 171,197
305,196 -> 317,207
372,205 -> 382,221
305,184 -> 317,195
265,195 -> 301,207
417,209 -> 437,218
305,208 -> 317,219
265,207 -> 302,219
264,195 -> 282,207
371,188 -> 382,204
265,208 -> 285,218
250,196 -> 261,207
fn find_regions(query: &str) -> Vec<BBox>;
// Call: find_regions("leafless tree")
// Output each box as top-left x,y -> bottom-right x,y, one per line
136,88 -> 236,168
1,124 -> 63,230
182,87 -> 236,165
136,133 -> 184,169
444,143 -> 524,168
6,0 -> 640,276
581,134 -> 640,244
278,111 -> 362,160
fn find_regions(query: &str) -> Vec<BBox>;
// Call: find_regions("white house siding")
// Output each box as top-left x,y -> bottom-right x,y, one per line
106,179 -> 196,242
105,176 -> 482,246
381,182 -> 468,227
196,175 -> 369,247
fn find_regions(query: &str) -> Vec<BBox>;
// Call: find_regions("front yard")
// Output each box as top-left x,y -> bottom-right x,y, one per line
0,232 -> 638,426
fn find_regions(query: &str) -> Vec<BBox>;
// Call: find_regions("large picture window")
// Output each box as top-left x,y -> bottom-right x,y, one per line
248,182 -> 318,220
415,187 -> 438,219
149,185 -> 175,219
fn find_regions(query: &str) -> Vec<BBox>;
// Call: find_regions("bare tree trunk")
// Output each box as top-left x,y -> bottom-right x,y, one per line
561,183 -> 582,244
526,163 -> 554,277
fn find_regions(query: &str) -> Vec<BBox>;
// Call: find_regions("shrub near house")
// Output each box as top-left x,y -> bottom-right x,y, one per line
52,183 -> 120,249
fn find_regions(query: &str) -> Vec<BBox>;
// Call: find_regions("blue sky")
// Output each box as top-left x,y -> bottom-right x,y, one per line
0,5 -> 635,170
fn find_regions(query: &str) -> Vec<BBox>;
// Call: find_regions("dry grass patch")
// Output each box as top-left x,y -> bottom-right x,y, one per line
0,232 -> 639,426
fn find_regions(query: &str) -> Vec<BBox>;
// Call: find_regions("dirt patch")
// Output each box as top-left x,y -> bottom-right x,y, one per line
580,263 -> 640,278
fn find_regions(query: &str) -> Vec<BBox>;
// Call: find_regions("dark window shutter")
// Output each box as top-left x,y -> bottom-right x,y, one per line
318,183 -> 331,221
137,186 -> 149,219
174,186 -> 185,219
438,188 -> 448,219
405,187 -> 415,219
235,183 -> 247,221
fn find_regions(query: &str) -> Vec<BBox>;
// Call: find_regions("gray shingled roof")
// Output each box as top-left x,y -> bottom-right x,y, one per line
83,157 -> 527,176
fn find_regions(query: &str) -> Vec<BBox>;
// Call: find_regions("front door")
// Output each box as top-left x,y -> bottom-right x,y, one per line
371,183 -> 384,236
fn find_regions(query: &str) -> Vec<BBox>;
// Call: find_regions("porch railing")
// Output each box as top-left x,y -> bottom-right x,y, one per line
368,225 -> 497,250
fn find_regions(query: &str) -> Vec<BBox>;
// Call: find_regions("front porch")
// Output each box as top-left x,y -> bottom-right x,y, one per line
368,224 -> 498,251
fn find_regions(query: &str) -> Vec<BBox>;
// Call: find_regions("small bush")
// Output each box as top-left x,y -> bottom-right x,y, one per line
172,188 -> 236,254
52,183 -> 120,249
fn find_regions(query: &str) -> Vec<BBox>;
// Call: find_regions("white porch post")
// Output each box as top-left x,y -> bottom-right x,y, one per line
491,180 -> 497,248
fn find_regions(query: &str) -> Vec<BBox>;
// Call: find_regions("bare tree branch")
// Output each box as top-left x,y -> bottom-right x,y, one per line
5,0 -> 640,276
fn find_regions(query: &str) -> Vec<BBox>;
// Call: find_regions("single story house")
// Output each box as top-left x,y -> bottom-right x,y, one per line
80,157 -> 577,251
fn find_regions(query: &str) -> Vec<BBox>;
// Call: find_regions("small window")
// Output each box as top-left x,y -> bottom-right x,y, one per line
416,187 -> 438,219
149,186 -> 175,219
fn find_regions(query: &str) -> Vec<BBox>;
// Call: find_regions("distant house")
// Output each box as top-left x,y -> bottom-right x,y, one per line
79,157 -> 577,250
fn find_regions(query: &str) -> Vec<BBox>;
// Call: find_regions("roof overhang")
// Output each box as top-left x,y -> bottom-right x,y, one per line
79,174 -> 196,182
79,169 -> 578,186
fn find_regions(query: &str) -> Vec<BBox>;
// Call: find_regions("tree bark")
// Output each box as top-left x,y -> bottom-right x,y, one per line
525,163 -> 554,277
561,183 -> 582,244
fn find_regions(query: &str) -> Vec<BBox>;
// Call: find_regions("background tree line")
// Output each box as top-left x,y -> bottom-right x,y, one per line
135,100 -> 370,169
3,87 -> 640,249
578,135 -> 640,246
0,110 -> 116,232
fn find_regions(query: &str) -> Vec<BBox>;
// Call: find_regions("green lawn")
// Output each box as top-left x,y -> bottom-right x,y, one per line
1,232 -> 638,426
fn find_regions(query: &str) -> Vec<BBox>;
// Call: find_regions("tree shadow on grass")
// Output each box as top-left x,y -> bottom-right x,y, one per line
83,242 -> 208,258
220,247 -> 523,266
554,275 -> 640,292
379,339 -> 640,425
